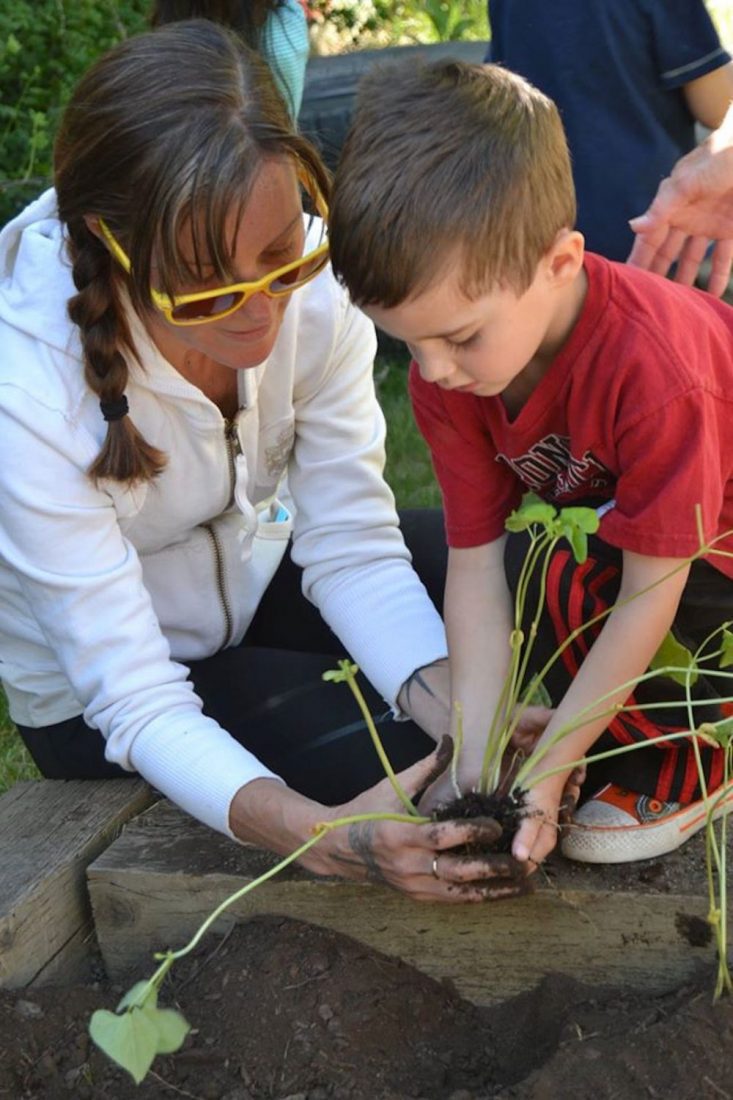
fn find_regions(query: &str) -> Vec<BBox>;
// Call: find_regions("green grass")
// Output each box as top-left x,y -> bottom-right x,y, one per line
376,353 -> 442,509
0,355 -> 437,795
0,689 -> 38,793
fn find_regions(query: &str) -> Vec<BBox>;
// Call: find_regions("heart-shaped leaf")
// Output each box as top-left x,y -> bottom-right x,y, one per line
144,1005 -> 190,1054
557,506 -> 600,534
650,631 -> 699,687
89,1007 -> 159,1085
520,675 -> 553,708
557,507 -> 600,564
505,493 -> 557,533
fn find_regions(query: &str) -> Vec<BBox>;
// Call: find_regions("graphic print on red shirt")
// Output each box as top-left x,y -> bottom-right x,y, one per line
497,433 -> 613,500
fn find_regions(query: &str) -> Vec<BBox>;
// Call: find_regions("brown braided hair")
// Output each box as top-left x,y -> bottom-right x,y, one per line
54,20 -> 329,485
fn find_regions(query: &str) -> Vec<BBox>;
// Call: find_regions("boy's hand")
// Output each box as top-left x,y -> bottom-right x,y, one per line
508,705 -> 554,753
558,762 -> 586,826
510,760 -> 585,869
511,773 -> 567,868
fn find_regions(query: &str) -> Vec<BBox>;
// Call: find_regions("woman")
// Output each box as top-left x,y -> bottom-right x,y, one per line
0,22 -> 526,901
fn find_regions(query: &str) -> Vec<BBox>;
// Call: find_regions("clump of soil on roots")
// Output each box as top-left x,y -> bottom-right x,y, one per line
1,915 -> 731,1100
433,789 -> 529,853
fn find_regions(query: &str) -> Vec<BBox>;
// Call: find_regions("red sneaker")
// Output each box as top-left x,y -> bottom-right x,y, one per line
560,780 -> 733,863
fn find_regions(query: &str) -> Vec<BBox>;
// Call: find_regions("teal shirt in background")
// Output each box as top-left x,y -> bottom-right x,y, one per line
261,0 -> 309,118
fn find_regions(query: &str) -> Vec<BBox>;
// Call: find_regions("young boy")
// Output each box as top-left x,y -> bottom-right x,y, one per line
328,60 -> 733,868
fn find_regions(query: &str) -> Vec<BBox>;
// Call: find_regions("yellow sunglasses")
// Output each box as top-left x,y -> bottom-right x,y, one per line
98,183 -> 330,327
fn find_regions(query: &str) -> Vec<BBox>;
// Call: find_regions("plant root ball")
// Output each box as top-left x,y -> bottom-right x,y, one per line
432,789 -> 528,853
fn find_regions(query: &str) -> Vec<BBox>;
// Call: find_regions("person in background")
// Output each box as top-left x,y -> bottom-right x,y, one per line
628,102 -> 733,295
0,24 -> 532,902
486,0 -> 733,272
151,0 -> 309,116
329,59 -> 733,871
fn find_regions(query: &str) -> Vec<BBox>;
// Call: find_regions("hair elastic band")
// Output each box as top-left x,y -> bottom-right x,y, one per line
100,395 -> 129,422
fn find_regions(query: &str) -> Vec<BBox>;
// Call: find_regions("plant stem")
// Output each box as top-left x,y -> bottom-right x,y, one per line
136,809 -> 430,1006
338,663 -> 421,815
480,528 -> 552,793
450,701 -> 464,799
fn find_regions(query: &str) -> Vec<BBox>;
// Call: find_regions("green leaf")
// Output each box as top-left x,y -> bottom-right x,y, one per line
698,718 -> 733,748
557,506 -> 600,534
650,631 -> 699,687
566,525 -> 588,563
719,628 -> 733,669
142,1004 -> 190,1055
717,717 -> 733,743
116,980 -> 156,1013
505,492 -> 557,533
520,675 -> 553,708
89,1007 -> 159,1085
557,507 -> 600,564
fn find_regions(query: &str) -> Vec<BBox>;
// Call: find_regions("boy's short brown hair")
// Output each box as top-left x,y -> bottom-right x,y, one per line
329,60 -> 576,306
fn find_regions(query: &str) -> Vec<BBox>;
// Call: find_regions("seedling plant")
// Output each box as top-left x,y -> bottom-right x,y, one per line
89,495 -> 733,1083
464,494 -> 733,999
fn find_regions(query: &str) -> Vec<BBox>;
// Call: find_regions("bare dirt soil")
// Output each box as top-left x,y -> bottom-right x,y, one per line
1,909 -> 731,1100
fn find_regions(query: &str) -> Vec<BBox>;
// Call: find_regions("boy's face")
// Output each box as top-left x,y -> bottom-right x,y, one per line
365,235 -> 585,403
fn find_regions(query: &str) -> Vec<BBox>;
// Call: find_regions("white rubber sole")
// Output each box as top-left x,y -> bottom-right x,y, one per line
560,779 -> 733,864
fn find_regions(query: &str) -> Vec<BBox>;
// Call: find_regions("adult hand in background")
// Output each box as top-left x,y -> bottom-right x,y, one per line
627,106 -> 733,298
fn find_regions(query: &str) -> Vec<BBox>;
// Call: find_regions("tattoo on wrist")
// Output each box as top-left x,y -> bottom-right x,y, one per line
402,659 -> 446,710
333,820 -> 388,885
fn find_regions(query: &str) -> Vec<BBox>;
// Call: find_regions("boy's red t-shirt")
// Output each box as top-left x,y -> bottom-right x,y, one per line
410,252 -> 733,576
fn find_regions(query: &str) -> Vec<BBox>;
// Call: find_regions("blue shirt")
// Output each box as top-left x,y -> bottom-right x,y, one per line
262,0 -> 309,118
488,0 -> 730,260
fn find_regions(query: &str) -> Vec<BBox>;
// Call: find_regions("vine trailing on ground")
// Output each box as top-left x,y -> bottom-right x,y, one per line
89,656 -> 429,1083
89,757 -> 428,1083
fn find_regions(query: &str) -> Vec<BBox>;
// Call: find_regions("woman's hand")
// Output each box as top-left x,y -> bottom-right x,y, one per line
230,738 -> 530,903
315,737 -> 530,902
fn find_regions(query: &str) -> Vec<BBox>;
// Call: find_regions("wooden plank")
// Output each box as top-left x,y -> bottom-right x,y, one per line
0,779 -> 156,989
88,800 -> 729,1005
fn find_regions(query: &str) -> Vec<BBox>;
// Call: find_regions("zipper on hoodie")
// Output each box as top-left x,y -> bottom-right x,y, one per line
204,411 -> 243,650
224,415 -> 243,509
204,521 -> 233,650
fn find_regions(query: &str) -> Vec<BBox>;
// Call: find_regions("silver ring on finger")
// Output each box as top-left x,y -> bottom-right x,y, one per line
431,853 -> 441,880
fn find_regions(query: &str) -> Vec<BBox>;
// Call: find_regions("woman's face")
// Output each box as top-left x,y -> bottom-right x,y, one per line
147,157 -> 306,372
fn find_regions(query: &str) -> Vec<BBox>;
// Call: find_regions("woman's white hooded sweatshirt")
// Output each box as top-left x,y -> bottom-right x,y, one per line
0,191 -> 447,835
